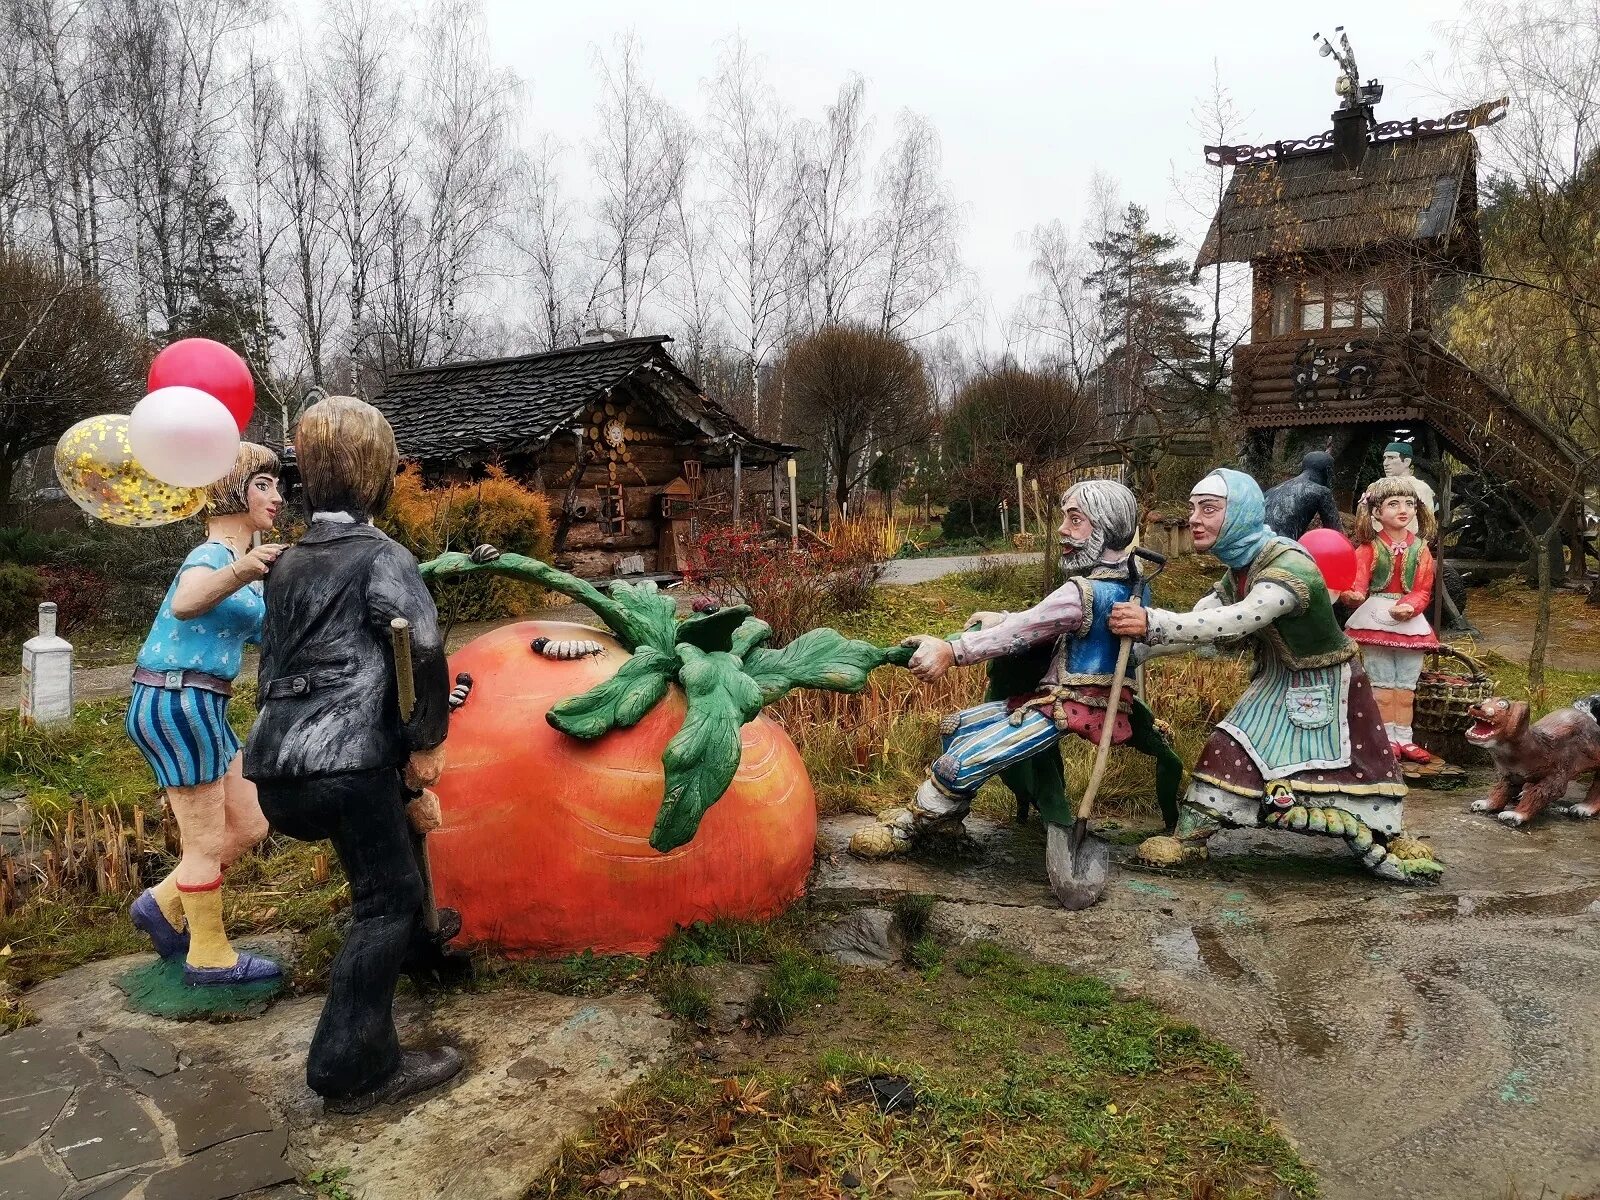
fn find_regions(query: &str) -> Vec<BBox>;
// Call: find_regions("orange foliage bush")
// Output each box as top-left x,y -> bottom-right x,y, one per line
384,463 -> 554,620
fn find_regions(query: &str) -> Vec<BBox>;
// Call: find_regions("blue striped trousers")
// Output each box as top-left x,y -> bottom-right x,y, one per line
930,701 -> 1062,798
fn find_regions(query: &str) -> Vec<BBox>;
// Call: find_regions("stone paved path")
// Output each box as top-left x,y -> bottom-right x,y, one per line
878,551 -> 1042,586
1,943 -> 675,1200
815,783 -> 1600,1200
0,1019 -> 299,1200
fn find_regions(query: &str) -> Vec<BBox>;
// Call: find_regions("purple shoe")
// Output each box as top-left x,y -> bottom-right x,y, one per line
130,890 -> 190,959
183,952 -> 283,988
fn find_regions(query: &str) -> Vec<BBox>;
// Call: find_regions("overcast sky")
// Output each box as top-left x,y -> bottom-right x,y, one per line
472,0 -> 1473,342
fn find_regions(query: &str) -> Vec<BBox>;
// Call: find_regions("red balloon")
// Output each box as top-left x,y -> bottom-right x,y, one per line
1299,527 -> 1358,593
147,339 -> 255,433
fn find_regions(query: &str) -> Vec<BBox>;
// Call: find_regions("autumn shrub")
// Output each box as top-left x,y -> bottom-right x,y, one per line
37,565 -> 110,637
0,563 -> 45,638
384,464 -> 555,621
684,520 -> 885,643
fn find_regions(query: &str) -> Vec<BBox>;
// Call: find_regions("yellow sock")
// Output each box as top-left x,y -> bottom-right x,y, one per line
152,875 -> 186,931
178,879 -> 238,970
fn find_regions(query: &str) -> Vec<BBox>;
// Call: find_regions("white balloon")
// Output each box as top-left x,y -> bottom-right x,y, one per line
128,385 -> 240,488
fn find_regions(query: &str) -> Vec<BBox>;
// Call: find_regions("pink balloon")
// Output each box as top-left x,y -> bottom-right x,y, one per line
1299,527 -> 1358,593
127,386 -> 241,488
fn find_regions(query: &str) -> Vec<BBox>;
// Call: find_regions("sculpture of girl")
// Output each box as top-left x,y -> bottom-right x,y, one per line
1341,476 -> 1441,765
126,443 -> 287,986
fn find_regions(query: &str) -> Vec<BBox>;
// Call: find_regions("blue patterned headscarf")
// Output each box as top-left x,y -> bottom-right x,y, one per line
1195,468 -> 1298,569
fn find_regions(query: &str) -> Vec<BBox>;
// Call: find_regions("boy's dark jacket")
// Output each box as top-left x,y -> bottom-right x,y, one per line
244,522 -> 449,781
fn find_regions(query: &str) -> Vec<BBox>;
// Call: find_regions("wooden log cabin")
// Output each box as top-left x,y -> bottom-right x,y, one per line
374,335 -> 796,579
1198,52 -> 1589,563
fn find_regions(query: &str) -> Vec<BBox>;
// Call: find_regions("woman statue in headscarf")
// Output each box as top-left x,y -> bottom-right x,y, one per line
1109,468 -> 1443,884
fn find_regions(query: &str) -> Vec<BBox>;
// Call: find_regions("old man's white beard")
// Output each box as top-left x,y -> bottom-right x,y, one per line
1061,532 -> 1103,574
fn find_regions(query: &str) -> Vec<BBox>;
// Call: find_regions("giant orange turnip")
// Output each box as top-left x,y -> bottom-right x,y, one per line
418,547 -> 911,958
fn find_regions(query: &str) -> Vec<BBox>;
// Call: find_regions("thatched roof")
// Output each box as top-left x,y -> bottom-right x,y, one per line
374,336 -> 793,468
1196,131 -> 1480,271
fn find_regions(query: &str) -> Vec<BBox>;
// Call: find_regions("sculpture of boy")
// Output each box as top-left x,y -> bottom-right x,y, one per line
849,479 -> 1181,874
1110,468 -> 1443,884
245,396 -> 459,1114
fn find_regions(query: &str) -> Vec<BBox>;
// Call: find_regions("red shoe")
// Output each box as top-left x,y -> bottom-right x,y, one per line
1399,742 -> 1433,764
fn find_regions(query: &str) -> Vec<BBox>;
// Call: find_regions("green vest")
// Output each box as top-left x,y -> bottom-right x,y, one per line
1368,537 -> 1424,594
1214,541 -> 1356,670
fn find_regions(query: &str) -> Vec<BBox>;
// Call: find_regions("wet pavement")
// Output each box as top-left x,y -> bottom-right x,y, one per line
2,947 -> 674,1200
815,784 -> 1600,1200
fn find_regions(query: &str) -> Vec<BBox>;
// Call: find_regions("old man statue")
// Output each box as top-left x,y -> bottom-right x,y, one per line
850,479 -> 1181,872
1108,468 -> 1443,884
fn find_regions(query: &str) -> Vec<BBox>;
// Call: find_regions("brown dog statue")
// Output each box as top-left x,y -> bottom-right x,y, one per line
1466,696 -> 1600,826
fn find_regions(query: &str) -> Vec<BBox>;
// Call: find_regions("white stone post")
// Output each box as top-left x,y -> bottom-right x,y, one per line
21,602 -> 73,725
787,457 -> 799,551
1015,462 -> 1027,536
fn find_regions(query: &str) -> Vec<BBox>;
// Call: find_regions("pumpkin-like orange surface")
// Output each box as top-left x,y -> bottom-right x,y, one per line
429,620 -> 817,957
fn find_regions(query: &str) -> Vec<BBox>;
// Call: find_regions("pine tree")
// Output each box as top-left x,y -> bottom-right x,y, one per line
168,175 -> 278,372
1086,204 -> 1204,437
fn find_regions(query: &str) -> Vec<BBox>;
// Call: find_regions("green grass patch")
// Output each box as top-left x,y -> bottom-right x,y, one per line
750,948 -> 840,1032
531,940 -> 1315,1199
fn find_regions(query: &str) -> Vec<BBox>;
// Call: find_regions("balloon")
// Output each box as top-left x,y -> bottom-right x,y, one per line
1300,527 -> 1358,593
147,338 -> 255,432
128,386 -> 241,487
54,415 -> 207,528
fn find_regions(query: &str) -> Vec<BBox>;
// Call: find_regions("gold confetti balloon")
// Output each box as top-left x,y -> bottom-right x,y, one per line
54,414 -> 206,528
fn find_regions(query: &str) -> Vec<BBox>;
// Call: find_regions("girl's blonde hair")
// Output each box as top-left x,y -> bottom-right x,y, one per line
206,442 -> 280,515
1353,475 -> 1436,544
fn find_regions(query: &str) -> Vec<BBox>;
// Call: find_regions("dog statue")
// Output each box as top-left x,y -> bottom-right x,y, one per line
1466,696 -> 1600,826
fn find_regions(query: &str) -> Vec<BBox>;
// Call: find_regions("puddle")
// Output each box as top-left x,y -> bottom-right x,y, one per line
1192,926 -> 1247,981
1150,928 -> 1200,971
1150,924 -> 1248,983
1260,1009 -> 1337,1059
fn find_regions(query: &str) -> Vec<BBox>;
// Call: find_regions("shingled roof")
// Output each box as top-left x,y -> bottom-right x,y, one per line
374,335 -> 790,467
1196,130 -> 1480,271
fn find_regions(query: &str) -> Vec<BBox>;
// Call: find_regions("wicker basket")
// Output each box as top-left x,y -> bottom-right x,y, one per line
1413,645 -> 1494,765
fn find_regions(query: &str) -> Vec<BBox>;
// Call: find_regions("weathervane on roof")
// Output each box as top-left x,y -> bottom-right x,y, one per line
1315,26 -> 1383,111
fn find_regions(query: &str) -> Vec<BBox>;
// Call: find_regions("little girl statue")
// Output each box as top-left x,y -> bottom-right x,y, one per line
1341,477 -> 1441,765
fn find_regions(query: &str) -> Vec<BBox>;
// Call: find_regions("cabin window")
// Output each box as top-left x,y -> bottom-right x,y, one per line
1361,283 -> 1387,327
1298,284 -> 1325,332
1270,280 -> 1296,335
1282,276 -> 1389,333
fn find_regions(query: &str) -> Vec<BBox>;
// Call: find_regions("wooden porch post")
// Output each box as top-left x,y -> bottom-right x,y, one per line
732,440 -> 743,524
770,462 -> 781,523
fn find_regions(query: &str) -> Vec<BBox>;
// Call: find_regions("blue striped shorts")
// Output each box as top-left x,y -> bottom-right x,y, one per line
125,682 -> 241,789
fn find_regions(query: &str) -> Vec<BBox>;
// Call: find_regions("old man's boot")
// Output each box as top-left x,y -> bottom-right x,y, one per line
849,778 -> 971,859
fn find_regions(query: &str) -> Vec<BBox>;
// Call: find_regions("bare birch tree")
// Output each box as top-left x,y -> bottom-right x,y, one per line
513,134 -> 579,351
269,63 -> 341,399
322,0 -> 405,373
704,36 -> 800,426
868,110 -> 964,338
416,0 -> 519,360
585,32 -> 688,335
795,75 -> 872,328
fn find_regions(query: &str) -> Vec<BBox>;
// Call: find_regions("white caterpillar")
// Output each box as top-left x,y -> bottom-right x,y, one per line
531,637 -> 604,660
447,672 -> 474,711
